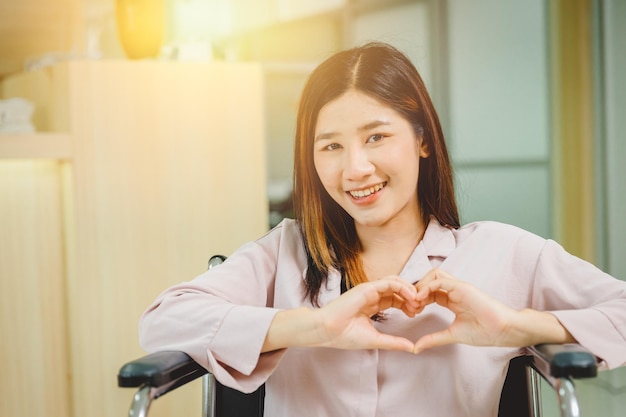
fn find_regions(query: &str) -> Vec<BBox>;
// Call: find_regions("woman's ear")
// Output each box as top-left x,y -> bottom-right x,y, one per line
418,139 -> 430,158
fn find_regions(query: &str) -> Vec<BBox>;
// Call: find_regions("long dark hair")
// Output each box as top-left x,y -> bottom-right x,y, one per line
293,42 -> 459,305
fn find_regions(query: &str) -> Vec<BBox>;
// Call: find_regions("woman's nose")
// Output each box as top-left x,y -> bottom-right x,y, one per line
343,146 -> 375,180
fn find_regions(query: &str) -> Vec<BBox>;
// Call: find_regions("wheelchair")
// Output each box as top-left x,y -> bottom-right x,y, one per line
118,256 -> 599,417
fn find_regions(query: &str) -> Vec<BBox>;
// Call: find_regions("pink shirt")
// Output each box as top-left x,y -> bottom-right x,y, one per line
139,218 -> 626,417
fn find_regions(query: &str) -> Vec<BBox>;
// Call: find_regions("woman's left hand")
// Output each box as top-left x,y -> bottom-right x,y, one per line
412,269 -> 574,354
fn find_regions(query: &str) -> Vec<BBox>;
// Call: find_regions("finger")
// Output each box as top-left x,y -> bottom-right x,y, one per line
415,269 -> 449,298
413,329 -> 457,354
416,277 -> 459,301
394,294 -> 420,317
377,275 -> 419,293
415,268 -> 456,287
432,289 -> 452,309
371,279 -> 418,304
382,286 -> 422,316
374,334 -> 417,353
415,267 -> 452,284
393,292 -> 421,309
374,294 -> 418,317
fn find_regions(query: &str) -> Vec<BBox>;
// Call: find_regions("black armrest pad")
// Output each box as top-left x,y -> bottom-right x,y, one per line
529,343 -> 598,379
118,351 -> 208,388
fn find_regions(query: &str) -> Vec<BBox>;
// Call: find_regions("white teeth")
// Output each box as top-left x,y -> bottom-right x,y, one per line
349,183 -> 385,198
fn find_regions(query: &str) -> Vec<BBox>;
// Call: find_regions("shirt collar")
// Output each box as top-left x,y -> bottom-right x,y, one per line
398,217 -> 457,282
308,217 -> 458,289
421,216 -> 457,259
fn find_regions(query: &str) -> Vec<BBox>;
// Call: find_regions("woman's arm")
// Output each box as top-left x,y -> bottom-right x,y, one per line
412,268 -> 575,354
532,239 -> 626,368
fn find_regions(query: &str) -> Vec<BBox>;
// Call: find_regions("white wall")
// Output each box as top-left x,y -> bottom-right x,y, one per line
351,1 -> 432,88
446,0 -> 552,238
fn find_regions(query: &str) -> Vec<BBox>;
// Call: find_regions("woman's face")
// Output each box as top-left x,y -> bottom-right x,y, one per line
313,89 -> 428,230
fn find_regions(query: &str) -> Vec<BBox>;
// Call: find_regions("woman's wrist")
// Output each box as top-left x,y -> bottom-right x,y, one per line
262,307 -> 324,352
512,309 -> 576,346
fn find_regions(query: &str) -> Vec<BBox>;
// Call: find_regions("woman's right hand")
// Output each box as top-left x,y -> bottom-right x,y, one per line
262,276 -> 420,353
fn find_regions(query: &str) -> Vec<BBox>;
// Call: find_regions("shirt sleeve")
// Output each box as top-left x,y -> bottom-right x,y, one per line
531,239 -> 626,369
138,223 -> 297,392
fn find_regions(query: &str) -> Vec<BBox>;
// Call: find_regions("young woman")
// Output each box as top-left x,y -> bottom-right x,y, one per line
139,42 -> 626,416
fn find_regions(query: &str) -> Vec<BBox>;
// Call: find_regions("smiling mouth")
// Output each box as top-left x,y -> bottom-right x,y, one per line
348,182 -> 387,199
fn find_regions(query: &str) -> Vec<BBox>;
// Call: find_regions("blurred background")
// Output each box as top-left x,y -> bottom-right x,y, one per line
0,0 -> 624,416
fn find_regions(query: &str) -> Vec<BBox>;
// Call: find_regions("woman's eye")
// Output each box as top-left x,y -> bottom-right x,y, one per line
367,134 -> 385,143
324,143 -> 341,151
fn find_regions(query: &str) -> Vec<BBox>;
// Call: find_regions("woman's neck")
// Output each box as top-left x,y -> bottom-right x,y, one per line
356,214 -> 427,280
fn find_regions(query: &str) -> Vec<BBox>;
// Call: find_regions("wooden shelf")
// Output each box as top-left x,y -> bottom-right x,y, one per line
0,132 -> 71,159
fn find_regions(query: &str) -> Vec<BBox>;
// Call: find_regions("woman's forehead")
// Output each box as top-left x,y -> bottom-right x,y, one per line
315,91 -> 404,135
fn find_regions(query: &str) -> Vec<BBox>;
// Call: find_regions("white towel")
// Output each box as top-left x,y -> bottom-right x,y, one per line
0,97 -> 36,133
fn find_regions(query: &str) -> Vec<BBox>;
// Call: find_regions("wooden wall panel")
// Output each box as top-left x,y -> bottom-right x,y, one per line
0,160 -> 70,417
61,61 -> 267,417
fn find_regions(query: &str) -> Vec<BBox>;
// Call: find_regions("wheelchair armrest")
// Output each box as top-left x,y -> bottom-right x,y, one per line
118,350 -> 208,390
528,343 -> 598,380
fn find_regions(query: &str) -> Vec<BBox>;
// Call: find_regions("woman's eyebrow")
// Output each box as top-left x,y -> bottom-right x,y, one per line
314,131 -> 338,142
314,120 -> 391,142
358,120 -> 391,132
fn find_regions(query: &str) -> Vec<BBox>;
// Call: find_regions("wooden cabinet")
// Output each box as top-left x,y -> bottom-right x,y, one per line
0,61 -> 267,417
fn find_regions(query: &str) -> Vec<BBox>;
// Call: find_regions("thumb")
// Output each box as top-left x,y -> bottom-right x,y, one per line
375,334 -> 417,353
413,329 -> 456,354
